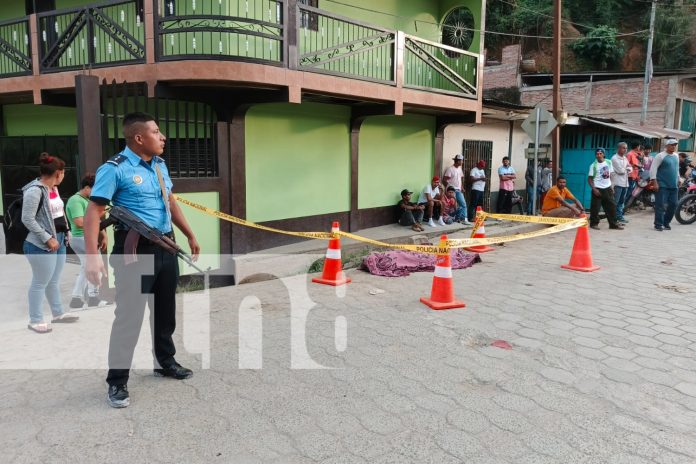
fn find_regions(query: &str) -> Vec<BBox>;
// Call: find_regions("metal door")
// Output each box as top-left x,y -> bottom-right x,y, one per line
461,139 -> 492,211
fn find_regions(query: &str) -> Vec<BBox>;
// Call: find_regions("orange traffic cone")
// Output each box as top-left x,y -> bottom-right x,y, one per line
465,206 -> 495,253
561,214 -> 600,272
420,235 -> 466,310
312,221 -> 352,286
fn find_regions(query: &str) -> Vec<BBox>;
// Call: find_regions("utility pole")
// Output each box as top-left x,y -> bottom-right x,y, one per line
640,0 -> 657,126
551,0 -> 562,181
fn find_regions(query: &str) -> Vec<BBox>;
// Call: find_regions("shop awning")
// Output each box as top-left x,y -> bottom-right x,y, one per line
580,117 -> 692,140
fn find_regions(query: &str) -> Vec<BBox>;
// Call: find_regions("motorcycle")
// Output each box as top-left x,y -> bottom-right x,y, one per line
625,168 -> 655,211
676,171 -> 696,225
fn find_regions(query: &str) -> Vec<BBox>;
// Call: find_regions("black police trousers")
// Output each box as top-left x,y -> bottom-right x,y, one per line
106,230 -> 179,387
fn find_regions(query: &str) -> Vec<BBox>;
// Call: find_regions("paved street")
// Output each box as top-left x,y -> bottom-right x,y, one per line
2,210 -> 696,463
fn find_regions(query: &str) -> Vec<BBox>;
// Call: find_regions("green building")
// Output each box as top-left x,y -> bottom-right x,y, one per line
0,0 -> 485,261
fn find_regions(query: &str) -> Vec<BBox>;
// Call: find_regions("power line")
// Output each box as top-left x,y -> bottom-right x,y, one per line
322,0 -> 649,41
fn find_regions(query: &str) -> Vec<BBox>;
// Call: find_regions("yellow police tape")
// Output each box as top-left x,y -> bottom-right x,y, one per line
173,195 -> 587,255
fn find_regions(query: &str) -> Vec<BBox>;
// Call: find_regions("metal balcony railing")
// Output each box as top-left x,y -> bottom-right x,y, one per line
297,3 -> 395,85
404,35 -> 478,97
37,0 -> 145,73
156,0 -> 284,64
2,0 -> 479,99
0,17 -> 31,77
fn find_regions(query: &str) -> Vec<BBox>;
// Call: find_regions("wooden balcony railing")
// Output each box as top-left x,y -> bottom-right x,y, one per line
37,0 -> 145,73
156,0 -> 284,64
0,17 -> 31,77
3,0 -> 479,99
297,3 -> 395,84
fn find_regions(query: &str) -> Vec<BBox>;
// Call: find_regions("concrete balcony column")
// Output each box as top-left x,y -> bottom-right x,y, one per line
144,0 -> 156,64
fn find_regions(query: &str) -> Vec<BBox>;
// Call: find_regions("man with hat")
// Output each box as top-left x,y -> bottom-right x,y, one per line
397,189 -> 425,231
443,154 -> 471,225
649,138 -> 680,231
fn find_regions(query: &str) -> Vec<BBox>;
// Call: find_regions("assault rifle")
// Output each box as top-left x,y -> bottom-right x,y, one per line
100,205 -> 204,273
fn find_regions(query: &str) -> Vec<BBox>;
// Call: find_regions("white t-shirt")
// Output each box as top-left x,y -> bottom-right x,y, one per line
443,165 -> 464,190
418,184 -> 440,204
469,167 -> 486,191
588,160 -> 613,189
48,187 -> 65,219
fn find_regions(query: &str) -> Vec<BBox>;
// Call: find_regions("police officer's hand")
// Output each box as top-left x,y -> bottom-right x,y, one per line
86,253 -> 106,286
188,237 -> 201,261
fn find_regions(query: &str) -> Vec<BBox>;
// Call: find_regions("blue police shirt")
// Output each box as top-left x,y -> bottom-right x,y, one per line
91,146 -> 173,233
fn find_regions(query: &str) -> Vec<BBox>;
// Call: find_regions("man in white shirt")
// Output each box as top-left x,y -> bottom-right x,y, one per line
468,160 -> 487,221
442,154 -> 471,225
588,148 -> 623,230
610,142 -> 632,224
417,176 -> 444,227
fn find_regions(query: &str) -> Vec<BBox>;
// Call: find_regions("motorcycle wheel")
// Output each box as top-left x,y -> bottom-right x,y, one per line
676,194 -> 696,225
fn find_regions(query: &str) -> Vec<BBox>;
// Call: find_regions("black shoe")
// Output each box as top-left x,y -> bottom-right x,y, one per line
655,225 -> 664,231
609,224 -> 624,230
69,297 -> 84,309
87,296 -> 111,307
154,362 -> 193,380
663,224 -> 671,230
590,224 -> 600,230
107,384 -> 129,408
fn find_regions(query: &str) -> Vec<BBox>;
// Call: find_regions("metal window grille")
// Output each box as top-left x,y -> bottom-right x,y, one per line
461,139 -> 493,211
100,80 -> 218,178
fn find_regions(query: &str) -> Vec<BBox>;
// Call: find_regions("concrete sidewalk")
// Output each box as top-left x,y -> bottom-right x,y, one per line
3,210 -> 696,463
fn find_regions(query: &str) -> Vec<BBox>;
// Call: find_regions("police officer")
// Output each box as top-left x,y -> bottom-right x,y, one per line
83,112 -> 200,408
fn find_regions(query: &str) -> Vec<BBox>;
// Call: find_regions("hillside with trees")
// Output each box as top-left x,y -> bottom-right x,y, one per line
484,0 -> 696,72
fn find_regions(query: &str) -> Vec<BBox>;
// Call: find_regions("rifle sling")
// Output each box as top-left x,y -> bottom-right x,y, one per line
123,229 -> 141,265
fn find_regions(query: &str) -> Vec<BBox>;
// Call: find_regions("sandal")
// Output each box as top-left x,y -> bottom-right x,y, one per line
28,322 -> 52,334
51,313 -> 80,323
411,225 -> 421,232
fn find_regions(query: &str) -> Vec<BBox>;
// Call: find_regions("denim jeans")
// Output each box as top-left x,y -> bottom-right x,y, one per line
526,186 -> 537,215
654,187 -> 678,227
69,236 -> 100,299
613,185 -> 629,220
23,232 -> 67,323
454,190 -> 468,216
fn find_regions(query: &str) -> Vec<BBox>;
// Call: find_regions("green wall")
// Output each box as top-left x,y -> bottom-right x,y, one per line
0,2 -> 25,20
320,0 -> 483,53
3,104 -> 78,136
174,192 -> 220,274
245,103 -> 351,222
358,114 -> 435,209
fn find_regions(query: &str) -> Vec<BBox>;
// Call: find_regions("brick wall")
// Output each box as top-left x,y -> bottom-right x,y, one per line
483,44 -> 521,90
520,77 -> 673,127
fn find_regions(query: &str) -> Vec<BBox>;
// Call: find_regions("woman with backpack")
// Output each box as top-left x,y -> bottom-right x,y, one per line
21,153 -> 79,333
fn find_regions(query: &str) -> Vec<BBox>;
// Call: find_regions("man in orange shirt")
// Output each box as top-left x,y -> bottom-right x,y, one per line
541,176 -> 585,218
626,142 -> 642,197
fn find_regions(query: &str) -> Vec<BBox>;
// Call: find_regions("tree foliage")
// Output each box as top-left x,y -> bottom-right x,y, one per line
653,7 -> 695,69
484,0 -> 696,71
570,26 -> 624,70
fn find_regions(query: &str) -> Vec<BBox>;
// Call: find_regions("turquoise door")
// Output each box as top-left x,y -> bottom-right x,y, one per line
560,127 -> 625,209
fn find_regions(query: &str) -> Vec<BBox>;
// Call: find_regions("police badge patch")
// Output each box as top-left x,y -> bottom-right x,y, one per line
133,175 -> 143,185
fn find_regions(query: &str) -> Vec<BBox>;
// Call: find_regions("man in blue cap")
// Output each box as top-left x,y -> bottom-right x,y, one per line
650,138 -> 680,231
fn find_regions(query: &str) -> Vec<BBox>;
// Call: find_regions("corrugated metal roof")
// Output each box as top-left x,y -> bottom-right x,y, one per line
580,117 -> 691,140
